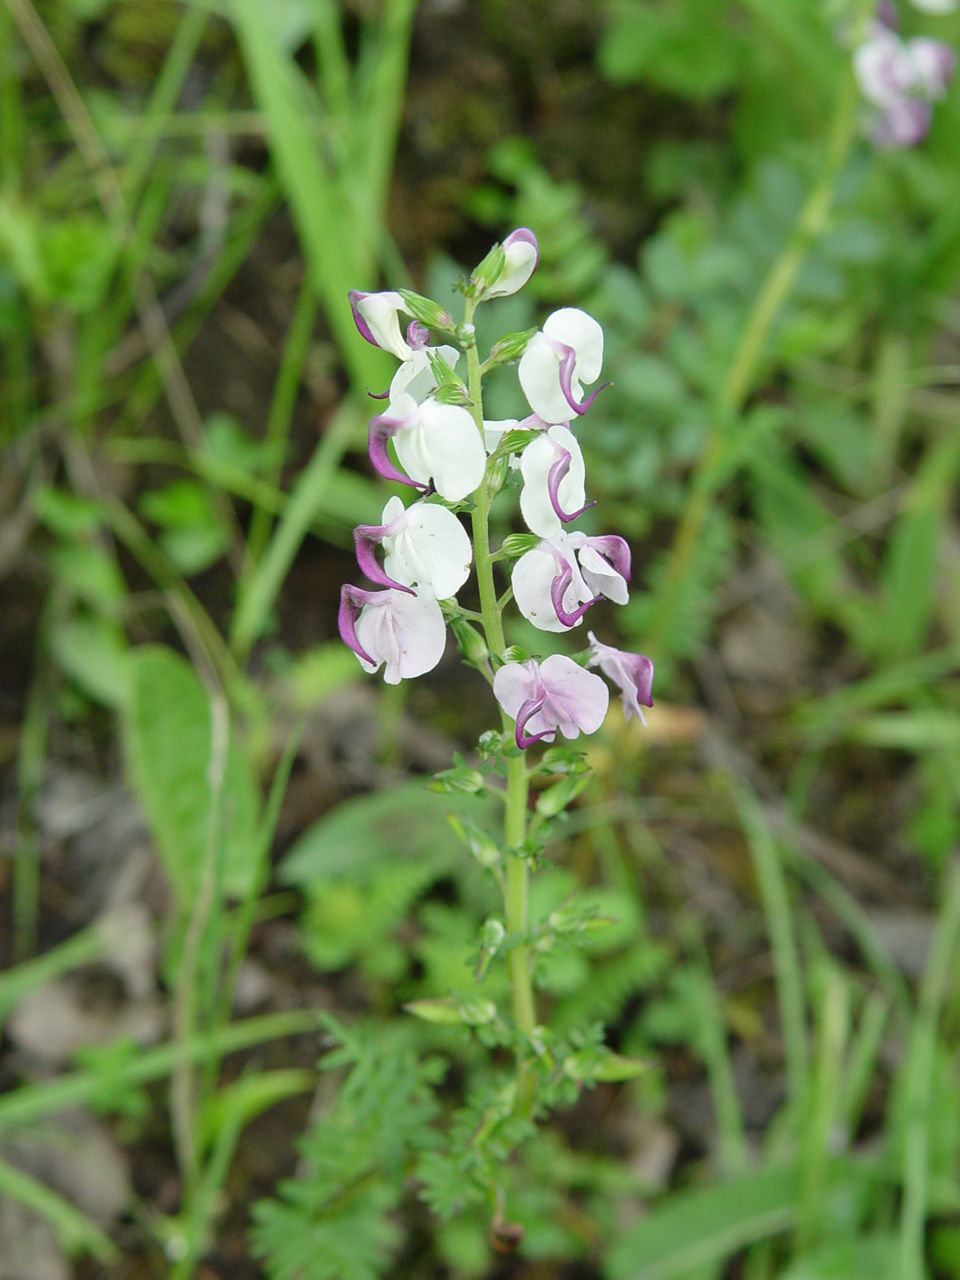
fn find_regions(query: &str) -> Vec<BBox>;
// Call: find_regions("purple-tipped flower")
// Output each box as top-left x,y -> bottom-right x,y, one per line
338,584 -> 446,684
854,22 -> 956,148
368,392 -> 486,502
349,290 -> 413,360
586,632 -> 654,725
493,655 -> 609,749
355,496 -> 472,599
873,96 -> 933,145
518,424 -> 594,538
518,308 -> 607,424
511,531 -> 630,632
909,37 -> 956,98
482,228 -> 540,299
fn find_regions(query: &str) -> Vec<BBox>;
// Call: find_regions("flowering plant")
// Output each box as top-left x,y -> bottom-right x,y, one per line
338,231 -> 653,1189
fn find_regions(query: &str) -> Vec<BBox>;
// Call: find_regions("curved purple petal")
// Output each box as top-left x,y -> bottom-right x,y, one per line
348,291 -> 378,348
353,527 -> 415,594
624,653 -> 655,708
550,562 -> 601,628
338,584 -> 377,666
515,695 -> 552,749
554,343 -> 611,417
368,413 -> 426,490
581,534 -> 631,581
546,444 -> 596,523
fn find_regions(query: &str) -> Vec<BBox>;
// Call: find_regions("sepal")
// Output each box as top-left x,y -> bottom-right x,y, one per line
470,242 -> 507,295
397,289 -> 455,331
488,327 -> 539,365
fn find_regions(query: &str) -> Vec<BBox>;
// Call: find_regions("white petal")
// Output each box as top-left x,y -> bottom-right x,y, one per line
492,661 -> 538,719
390,345 -> 460,405
380,494 -> 406,526
383,501 -> 472,598
543,308 -> 604,383
575,544 -> 629,605
355,590 -> 446,684
356,291 -> 411,361
910,0 -> 956,12
395,401 -> 486,502
518,332 -> 570,424
519,425 -> 586,539
540,654 -> 609,737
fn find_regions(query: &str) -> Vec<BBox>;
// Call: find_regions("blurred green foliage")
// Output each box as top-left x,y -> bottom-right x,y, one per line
3,0 -> 960,1277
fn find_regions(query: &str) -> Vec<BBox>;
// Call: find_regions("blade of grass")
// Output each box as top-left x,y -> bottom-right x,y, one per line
230,0 -> 389,392
898,861 -> 960,1280
13,595 -> 51,959
247,274 -> 317,563
0,1154 -> 116,1262
797,963 -> 848,1249
230,399 -> 365,659
0,1009 -> 321,1132
734,783 -> 809,1109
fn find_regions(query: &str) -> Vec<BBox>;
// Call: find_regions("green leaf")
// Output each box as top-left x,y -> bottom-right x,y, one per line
123,646 -> 260,905
598,1 -> 743,97
279,783 -> 494,885
31,485 -> 104,537
49,616 -> 129,708
780,1235 -> 900,1280
606,1164 -> 799,1279
285,642 -> 362,709
48,544 -> 126,607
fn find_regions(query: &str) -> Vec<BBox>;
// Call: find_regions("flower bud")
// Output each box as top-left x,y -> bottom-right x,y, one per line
450,615 -> 489,666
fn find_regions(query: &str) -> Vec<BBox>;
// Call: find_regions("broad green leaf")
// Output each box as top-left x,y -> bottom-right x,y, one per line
123,646 -> 260,904
280,783 -> 494,885
606,1164 -> 798,1279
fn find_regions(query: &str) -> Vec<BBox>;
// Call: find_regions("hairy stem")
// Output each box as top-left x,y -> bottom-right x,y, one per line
463,299 -> 537,1114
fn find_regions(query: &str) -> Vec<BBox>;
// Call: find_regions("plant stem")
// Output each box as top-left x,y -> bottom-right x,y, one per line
463,300 -> 537,1114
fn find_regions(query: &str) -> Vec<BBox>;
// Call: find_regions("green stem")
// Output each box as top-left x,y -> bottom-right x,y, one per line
463,300 -> 537,1114
648,24 -> 868,657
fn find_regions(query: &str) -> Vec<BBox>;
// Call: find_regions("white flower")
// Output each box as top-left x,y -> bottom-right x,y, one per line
518,308 -> 605,424
493,654 -> 609,748
518,424 -> 592,538
338,585 -> 446,684
511,531 -> 630,632
368,392 -> 487,503
354,496 -> 472,599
